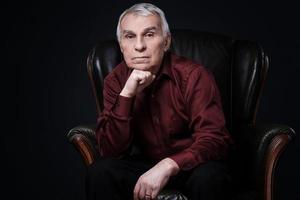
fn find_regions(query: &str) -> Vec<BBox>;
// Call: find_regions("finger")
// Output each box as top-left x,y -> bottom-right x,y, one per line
144,74 -> 155,86
151,187 -> 159,200
139,79 -> 146,85
145,187 -> 153,200
152,74 -> 156,80
145,73 -> 151,81
143,72 -> 151,82
138,74 -> 146,84
145,70 -> 152,78
133,182 -> 140,200
136,71 -> 142,78
140,73 -> 152,85
138,183 -> 146,200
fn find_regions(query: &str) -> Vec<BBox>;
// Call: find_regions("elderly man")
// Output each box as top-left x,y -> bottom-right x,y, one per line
86,3 -> 233,200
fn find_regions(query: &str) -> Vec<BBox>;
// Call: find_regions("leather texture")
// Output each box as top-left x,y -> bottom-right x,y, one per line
67,124 -> 98,154
67,29 -> 296,200
157,190 -> 188,200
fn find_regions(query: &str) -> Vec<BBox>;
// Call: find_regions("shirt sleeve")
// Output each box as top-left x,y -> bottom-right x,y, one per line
169,67 -> 233,170
95,73 -> 135,157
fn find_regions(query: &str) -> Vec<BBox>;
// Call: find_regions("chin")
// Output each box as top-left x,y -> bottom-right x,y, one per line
130,63 -> 153,71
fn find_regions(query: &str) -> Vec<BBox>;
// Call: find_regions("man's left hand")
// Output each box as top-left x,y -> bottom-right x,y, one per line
133,158 -> 179,200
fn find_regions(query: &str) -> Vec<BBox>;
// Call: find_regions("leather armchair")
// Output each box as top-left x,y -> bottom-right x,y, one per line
67,29 -> 296,200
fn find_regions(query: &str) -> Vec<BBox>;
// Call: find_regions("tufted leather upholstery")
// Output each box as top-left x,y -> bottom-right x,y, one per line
67,29 -> 295,200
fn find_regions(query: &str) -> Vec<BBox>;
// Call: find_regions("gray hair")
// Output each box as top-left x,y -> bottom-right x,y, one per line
116,3 -> 170,42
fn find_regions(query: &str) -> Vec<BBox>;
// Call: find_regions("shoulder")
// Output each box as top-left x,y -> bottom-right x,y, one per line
104,61 -> 130,87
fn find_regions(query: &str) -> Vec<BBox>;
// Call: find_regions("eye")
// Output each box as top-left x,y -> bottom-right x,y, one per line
124,34 -> 135,39
145,32 -> 154,37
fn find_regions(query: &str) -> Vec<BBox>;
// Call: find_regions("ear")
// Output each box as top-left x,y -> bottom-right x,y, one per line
164,33 -> 171,52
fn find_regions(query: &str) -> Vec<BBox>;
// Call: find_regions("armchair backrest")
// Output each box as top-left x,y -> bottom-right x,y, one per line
87,29 -> 269,138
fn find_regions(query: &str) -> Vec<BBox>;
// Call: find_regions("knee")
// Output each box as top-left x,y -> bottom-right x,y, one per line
184,161 -> 232,200
86,158 -> 121,184
186,161 -> 231,188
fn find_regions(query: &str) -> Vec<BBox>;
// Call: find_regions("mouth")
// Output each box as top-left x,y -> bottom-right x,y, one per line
132,56 -> 150,59
132,56 -> 150,64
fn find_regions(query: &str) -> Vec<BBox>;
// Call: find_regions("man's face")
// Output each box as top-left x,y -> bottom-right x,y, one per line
119,13 -> 170,74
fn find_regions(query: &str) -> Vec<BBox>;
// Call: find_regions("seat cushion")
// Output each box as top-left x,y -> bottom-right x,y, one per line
158,190 -> 188,200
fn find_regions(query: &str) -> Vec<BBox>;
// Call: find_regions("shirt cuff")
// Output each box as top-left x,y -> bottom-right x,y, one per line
112,95 -> 134,117
169,151 -> 202,171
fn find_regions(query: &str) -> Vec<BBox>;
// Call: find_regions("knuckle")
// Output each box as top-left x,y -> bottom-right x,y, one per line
141,179 -> 148,185
132,73 -> 139,79
152,185 -> 158,191
151,193 -> 156,199
139,193 -> 144,199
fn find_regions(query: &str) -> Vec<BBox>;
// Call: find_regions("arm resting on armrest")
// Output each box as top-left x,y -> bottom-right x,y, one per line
67,124 -> 99,166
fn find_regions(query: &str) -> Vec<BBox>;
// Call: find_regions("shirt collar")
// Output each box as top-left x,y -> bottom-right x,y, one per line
156,52 -> 174,81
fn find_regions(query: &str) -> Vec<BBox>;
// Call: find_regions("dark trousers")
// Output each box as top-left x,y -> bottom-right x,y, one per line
86,156 -> 232,200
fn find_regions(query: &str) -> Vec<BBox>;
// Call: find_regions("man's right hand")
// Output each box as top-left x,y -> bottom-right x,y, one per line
120,69 -> 156,97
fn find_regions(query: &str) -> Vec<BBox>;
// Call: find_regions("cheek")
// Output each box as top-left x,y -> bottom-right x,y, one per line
123,55 -> 132,66
120,43 -> 132,56
121,49 -> 132,62
152,46 -> 165,60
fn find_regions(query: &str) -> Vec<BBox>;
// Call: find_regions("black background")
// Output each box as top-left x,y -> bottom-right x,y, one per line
6,0 -> 300,200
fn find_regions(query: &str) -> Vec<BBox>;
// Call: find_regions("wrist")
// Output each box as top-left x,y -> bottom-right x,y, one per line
164,158 -> 180,176
120,88 -> 136,97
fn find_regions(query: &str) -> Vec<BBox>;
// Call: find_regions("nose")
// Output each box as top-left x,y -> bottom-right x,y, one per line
134,37 -> 146,52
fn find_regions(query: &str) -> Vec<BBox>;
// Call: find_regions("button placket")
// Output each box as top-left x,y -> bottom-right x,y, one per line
151,93 -> 159,125
154,116 -> 159,124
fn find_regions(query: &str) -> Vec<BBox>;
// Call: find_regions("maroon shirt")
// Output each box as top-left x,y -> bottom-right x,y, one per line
96,53 -> 233,171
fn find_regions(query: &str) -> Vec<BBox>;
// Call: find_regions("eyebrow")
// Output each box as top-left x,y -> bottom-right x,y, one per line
122,26 -> 158,35
143,26 -> 157,33
122,30 -> 135,35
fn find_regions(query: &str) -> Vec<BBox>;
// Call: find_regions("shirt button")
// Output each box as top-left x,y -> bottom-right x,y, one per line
151,93 -> 155,98
154,116 -> 159,124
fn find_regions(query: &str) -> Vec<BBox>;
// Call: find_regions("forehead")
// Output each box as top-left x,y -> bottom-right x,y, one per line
120,13 -> 162,33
